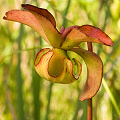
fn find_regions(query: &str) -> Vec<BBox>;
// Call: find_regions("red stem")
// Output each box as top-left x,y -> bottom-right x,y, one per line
87,98 -> 92,120
87,42 -> 93,51
87,42 -> 93,120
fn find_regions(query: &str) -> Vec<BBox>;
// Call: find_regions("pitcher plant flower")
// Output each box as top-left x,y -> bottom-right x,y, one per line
3,4 -> 113,101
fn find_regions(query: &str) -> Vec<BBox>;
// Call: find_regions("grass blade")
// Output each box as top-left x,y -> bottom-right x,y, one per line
45,83 -> 53,120
102,78 -> 120,117
16,24 -> 25,120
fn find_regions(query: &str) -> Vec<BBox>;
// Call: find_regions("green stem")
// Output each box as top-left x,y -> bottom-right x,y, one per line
32,70 -> 40,120
45,83 -> 53,120
63,0 -> 71,27
32,36 -> 43,120
102,78 -> 120,117
16,24 -> 25,120
87,42 -> 93,120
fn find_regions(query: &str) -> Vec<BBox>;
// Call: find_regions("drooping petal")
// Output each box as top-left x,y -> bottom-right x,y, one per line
22,4 -> 56,27
70,48 -> 103,101
22,4 -> 63,48
61,25 -> 113,50
34,48 -> 82,84
79,25 -> 114,46
3,10 -> 50,44
61,28 -> 100,49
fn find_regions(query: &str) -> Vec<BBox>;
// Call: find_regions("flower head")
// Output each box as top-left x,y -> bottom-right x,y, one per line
3,4 -> 113,101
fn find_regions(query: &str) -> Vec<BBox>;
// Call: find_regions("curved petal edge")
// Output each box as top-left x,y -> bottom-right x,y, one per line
61,26 -> 113,50
22,4 -> 63,48
3,9 -> 50,44
34,48 -> 82,84
70,48 -> 103,101
79,25 -> 114,46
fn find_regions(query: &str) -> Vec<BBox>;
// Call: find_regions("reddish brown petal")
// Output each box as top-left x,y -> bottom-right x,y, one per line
3,10 -> 50,44
22,4 -> 62,48
22,4 -> 56,27
79,25 -> 113,46
62,26 -> 79,40
70,48 -> 103,101
61,28 -> 104,50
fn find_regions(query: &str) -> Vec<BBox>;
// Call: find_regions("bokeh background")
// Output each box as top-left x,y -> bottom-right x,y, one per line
0,0 -> 120,120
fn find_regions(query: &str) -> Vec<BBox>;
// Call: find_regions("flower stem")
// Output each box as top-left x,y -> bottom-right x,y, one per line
87,42 -> 93,120
87,42 -> 93,51
87,98 -> 92,120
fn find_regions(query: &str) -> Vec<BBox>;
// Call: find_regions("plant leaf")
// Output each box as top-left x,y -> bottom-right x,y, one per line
70,48 -> 103,101
22,4 -> 63,48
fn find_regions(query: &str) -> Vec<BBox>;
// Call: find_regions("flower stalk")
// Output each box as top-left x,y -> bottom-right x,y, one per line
87,98 -> 92,120
87,42 -> 93,120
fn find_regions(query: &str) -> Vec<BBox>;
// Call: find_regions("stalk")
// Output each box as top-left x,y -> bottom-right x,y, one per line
87,98 -> 92,120
87,42 -> 93,120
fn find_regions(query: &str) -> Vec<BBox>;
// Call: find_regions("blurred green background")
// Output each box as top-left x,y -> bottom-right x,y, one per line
0,0 -> 120,120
